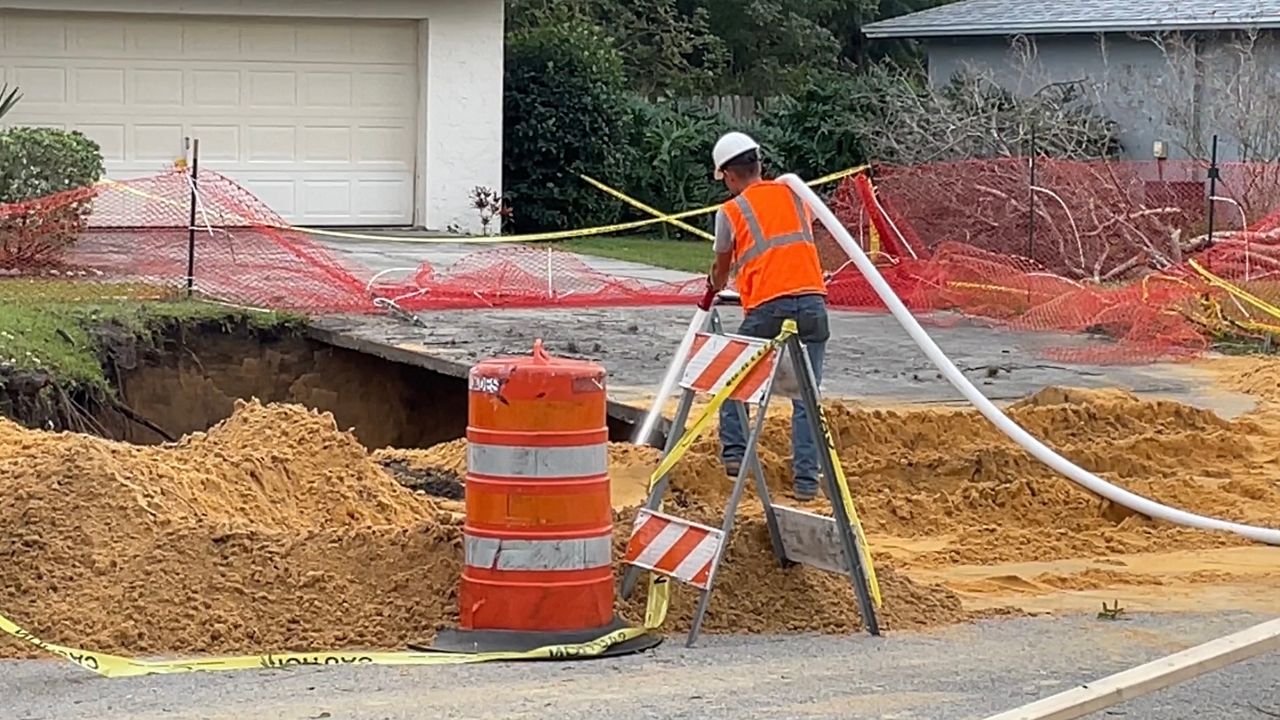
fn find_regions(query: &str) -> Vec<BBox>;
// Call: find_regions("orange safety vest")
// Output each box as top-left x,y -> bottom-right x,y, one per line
722,180 -> 826,312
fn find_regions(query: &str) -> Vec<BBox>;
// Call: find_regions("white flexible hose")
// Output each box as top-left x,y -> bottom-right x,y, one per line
633,307 -> 711,447
780,173 -> 1280,546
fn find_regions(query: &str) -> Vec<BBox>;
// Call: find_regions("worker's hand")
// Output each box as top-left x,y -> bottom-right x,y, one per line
707,265 -> 726,292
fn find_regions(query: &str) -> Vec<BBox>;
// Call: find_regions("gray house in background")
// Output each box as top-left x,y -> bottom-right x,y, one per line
864,0 -> 1280,163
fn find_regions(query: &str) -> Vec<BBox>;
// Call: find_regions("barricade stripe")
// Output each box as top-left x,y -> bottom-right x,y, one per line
681,333 -> 778,404
623,513 -> 663,563
728,360 -> 775,403
690,560 -> 714,588
631,521 -> 687,568
625,511 -> 658,547
670,535 -> 720,583
652,526 -> 711,575
683,334 -> 733,388
468,443 -> 607,478
465,535 -> 612,571
691,339 -> 748,390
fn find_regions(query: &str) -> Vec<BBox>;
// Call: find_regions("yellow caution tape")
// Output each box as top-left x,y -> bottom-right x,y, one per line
579,175 -> 716,241
576,165 -> 869,246
0,607 -> 660,677
1,590 -> 669,677
1188,259 -> 1280,322
1,583 -> 666,678
816,409 -> 883,607
99,165 -> 868,246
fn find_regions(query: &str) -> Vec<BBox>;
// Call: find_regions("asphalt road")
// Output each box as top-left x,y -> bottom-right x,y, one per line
3,612 -> 1276,720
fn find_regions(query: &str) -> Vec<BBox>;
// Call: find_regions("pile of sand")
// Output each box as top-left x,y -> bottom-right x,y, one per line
657,387 -> 1274,568
0,400 -> 461,657
1207,355 -> 1280,404
3,381 -> 1276,658
386,384 -> 1278,621
0,400 -> 967,659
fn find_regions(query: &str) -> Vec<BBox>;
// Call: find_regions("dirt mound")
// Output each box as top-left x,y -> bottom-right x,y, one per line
1213,356 -> 1280,404
0,400 -> 971,659
3,383 -> 1275,659
0,400 -> 454,657
636,387 -> 1275,576
374,439 -> 468,477
615,508 -> 968,634
376,441 -> 662,509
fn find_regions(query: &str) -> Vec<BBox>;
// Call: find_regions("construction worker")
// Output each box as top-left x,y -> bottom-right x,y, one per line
707,131 -> 829,501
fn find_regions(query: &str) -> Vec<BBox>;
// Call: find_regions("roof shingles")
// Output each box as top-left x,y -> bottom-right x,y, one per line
864,0 -> 1280,38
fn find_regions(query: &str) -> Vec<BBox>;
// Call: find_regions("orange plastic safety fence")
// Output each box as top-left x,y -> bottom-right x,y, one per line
1,160 -> 1278,366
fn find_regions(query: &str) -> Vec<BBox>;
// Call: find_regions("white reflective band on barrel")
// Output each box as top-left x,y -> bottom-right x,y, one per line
467,443 -> 608,478
465,534 -> 613,571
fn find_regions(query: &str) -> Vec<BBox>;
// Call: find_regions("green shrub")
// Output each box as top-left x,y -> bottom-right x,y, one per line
620,100 -> 726,222
758,69 -> 871,181
0,127 -> 105,268
613,99 -> 788,236
503,19 -> 633,232
0,127 -> 104,203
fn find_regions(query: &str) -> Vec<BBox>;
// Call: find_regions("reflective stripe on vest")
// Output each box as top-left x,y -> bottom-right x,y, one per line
729,187 -> 816,273
464,534 -> 613,571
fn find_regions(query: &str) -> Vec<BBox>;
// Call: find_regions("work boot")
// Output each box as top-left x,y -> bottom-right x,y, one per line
792,478 -> 819,502
724,459 -> 742,478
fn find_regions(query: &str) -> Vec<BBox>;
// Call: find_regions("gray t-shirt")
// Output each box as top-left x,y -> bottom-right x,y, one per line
713,208 -> 733,254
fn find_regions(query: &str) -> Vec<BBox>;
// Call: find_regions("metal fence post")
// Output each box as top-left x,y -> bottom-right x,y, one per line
1027,125 -> 1037,263
186,138 -> 200,298
1205,133 -> 1219,249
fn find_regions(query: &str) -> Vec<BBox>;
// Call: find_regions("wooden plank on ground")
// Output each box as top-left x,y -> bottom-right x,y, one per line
983,617 -> 1280,720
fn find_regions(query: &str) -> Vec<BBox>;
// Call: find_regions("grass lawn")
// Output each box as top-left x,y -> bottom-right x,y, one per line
550,234 -> 714,274
0,280 -> 300,389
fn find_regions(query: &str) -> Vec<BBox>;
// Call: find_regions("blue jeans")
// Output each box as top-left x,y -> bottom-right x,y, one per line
718,294 -> 829,497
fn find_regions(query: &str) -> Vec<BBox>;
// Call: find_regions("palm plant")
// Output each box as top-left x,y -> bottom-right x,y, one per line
0,84 -> 21,121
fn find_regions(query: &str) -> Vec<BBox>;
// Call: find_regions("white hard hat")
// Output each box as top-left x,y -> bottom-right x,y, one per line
712,131 -> 760,180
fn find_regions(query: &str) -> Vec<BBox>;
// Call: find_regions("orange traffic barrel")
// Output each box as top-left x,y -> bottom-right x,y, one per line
460,340 -> 615,634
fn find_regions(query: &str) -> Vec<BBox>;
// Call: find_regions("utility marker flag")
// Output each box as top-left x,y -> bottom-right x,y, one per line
624,509 -> 724,590
680,332 -> 779,405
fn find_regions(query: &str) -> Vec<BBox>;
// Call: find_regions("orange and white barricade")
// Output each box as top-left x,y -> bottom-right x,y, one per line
621,304 -> 882,647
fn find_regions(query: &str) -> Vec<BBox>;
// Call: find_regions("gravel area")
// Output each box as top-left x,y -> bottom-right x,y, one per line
3,612 -> 1276,720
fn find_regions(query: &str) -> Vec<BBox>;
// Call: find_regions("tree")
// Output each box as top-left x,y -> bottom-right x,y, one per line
1131,29 -> 1280,163
508,0 -> 727,97
503,19 -> 634,231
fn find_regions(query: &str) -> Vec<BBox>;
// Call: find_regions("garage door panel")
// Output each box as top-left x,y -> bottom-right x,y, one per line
193,125 -> 241,162
5,17 -> 65,53
134,124 -> 184,160
356,179 -> 414,221
352,26 -> 419,63
247,126 -> 297,163
183,23 -> 243,59
75,124 -> 127,162
303,72 -> 353,108
191,70 -> 242,108
356,126 -> 414,165
70,20 -> 127,54
75,68 -> 126,104
241,179 -> 298,218
297,25 -> 353,58
129,22 -> 183,55
13,67 -> 67,102
133,69 -> 184,106
0,11 -> 419,226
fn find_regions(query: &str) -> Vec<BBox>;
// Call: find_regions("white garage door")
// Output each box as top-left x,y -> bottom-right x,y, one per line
0,11 -> 419,226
